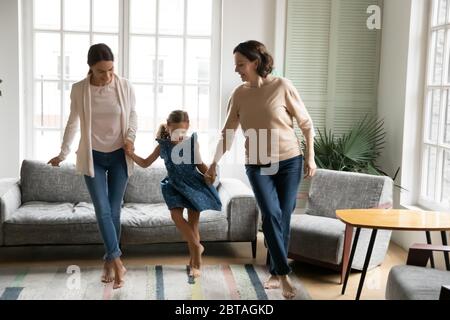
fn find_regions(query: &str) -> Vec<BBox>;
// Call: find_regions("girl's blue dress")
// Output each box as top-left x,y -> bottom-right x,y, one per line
156,133 -> 222,212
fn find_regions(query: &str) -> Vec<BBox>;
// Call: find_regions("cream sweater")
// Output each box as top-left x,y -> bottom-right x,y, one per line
215,76 -> 315,165
58,74 -> 137,177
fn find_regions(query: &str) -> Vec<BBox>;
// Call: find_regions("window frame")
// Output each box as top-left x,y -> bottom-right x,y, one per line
419,0 -> 450,211
22,0 -> 222,162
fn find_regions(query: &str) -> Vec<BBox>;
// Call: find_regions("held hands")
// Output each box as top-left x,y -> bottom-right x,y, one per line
304,156 -> 317,179
124,139 -> 135,157
204,163 -> 217,186
47,156 -> 63,167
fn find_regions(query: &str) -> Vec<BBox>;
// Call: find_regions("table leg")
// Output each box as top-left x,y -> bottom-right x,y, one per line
341,224 -> 354,284
441,231 -> 450,271
355,229 -> 378,300
426,231 -> 435,268
341,227 -> 361,295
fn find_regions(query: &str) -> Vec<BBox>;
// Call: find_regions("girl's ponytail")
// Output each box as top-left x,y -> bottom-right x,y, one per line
156,123 -> 170,140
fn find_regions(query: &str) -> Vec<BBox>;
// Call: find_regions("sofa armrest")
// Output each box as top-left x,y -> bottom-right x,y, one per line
407,243 -> 450,268
0,178 -> 22,246
217,178 -> 259,241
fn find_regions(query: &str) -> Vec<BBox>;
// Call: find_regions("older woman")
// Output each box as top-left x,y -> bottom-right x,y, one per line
48,43 -> 137,289
206,40 -> 317,299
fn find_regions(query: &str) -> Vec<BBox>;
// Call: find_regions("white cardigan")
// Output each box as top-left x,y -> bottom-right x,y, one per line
58,74 -> 137,177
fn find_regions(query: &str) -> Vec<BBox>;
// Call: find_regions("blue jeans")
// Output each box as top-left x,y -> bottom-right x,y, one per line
84,148 -> 128,261
246,155 -> 303,275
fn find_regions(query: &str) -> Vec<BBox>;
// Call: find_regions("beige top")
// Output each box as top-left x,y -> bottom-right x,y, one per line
336,209 -> 450,231
215,76 -> 315,165
90,81 -> 124,153
58,74 -> 137,177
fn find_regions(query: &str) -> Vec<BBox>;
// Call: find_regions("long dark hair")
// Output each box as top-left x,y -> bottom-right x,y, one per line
87,43 -> 114,75
233,40 -> 274,78
157,110 -> 190,140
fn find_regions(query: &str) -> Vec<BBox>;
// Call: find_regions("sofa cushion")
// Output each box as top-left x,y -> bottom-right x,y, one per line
304,169 -> 388,219
20,160 -> 91,203
124,166 -> 167,203
121,203 -> 227,228
121,203 -> 229,244
289,214 -> 346,265
3,202 -> 101,245
5,201 -> 97,224
386,265 -> 450,300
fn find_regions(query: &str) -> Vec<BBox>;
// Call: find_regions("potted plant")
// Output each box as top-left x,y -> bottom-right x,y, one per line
305,115 -> 400,181
296,116 -> 401,210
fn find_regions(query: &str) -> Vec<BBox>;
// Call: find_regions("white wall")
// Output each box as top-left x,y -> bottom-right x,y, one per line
218,0 -> 278,184
378,0 -> 412,209
0,0 -> 22,179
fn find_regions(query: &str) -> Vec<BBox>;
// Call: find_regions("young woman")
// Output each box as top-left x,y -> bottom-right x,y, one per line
48,43 -> 137,289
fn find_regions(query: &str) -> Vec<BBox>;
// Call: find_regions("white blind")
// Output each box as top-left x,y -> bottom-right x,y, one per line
333,0 -> 381,135
285,0 -> 382,207
286,0 -> 381,134
285,0 -> 331,131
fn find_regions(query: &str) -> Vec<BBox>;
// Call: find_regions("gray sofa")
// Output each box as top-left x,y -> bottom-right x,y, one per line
288,169 -> 393,283
0,160 -> 259,257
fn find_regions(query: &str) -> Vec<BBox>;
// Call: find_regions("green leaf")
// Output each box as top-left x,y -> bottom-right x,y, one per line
312,115 -> 401,188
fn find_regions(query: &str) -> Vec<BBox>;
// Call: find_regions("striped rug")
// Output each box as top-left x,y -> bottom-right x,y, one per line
0,265 -> 311,300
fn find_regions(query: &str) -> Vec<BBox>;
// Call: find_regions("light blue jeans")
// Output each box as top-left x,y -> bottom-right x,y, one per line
84,148 -> 128,261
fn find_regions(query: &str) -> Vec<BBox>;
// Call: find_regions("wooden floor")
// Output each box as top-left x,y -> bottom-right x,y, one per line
0,232 -> 407,300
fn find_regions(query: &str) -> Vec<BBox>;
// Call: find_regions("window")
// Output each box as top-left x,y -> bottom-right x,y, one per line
24,0 -> 220,163
421,0 -> 450,209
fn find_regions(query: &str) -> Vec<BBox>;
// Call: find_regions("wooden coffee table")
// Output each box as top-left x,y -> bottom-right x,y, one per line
336,209 -> 450,300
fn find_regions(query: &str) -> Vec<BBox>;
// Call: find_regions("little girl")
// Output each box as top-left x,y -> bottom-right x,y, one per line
126,110 -> 221,277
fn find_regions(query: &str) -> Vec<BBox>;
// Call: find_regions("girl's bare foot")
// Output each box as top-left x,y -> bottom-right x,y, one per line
187,242 -> 195,276
101,261 -> 114,283
191,267 -> 201,278
263,275 -> 280,289
188,256 -> 194,277
279,275 -> 296,299
191,243 -> 204,278
112,259 -> 127,290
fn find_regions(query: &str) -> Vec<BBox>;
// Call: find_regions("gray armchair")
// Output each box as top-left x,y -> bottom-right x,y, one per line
288,169 -> 393,283
386,243 -> 450,300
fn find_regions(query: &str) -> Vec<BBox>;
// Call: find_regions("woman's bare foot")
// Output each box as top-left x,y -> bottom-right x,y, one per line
112,258 -> 127,290
263,275 -> 280,289
279,275 -> 296,299
101,261 -> 115,283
